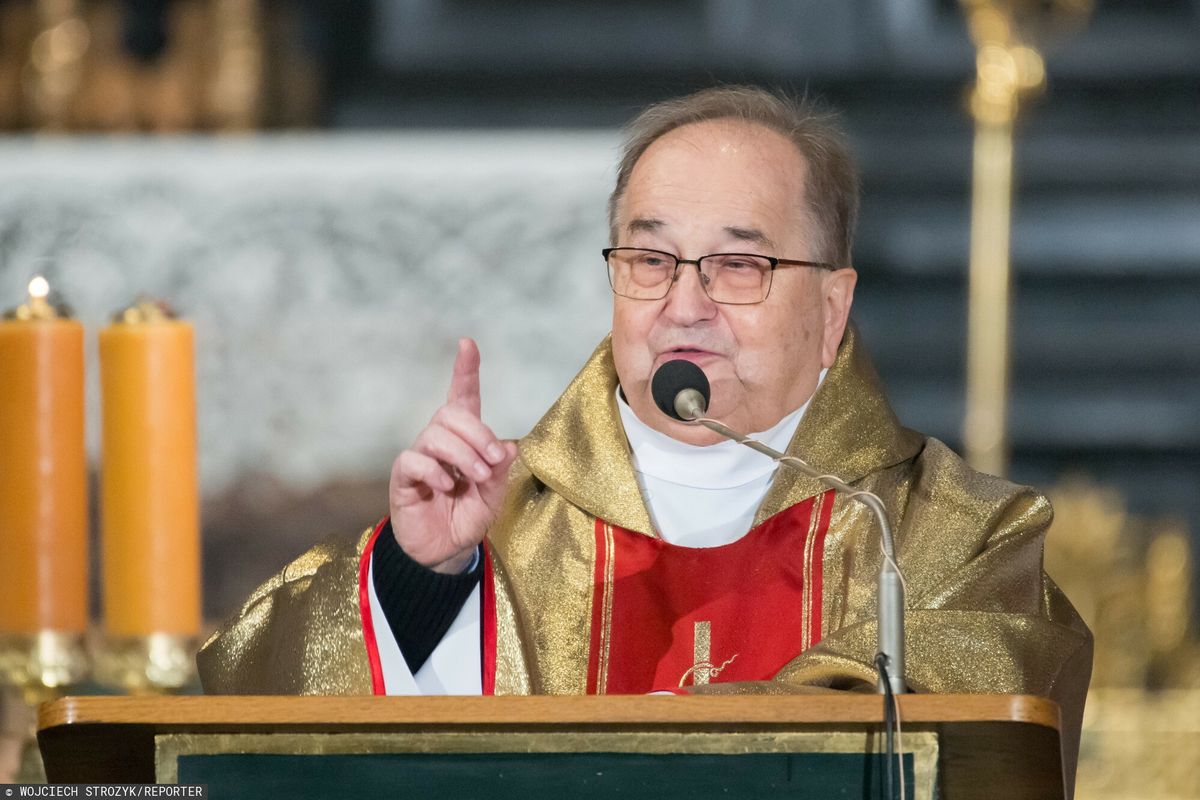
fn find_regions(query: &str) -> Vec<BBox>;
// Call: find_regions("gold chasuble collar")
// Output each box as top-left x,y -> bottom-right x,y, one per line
518,335 -> 651,535
518,322 -> 923,532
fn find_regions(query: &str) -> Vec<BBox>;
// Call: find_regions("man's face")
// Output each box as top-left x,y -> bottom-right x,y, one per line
611,119 -> 857,445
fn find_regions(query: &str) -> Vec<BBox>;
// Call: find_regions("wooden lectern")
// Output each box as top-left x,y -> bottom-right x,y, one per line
38,694 -> 1066,799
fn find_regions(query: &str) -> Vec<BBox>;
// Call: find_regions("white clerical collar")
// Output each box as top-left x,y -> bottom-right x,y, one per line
615,370 -> 825,491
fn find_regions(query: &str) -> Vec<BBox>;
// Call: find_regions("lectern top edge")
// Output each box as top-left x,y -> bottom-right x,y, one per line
39,692 -> 1062,733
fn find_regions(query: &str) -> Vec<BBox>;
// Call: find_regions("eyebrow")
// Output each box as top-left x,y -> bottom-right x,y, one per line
724,226 -> 776,250
626,219 -> 776,251
626,217 -> 665,235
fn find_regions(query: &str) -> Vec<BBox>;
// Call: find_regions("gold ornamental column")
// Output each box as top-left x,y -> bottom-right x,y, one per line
27,0 -> 90,130
209,0 -> 265,130
958,0 -> 1089,476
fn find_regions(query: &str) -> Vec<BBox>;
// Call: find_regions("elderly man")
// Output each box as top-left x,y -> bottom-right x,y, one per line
199,86 -> 1090,766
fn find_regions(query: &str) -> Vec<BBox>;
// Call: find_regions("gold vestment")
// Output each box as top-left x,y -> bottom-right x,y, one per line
198,325 -> 1092,772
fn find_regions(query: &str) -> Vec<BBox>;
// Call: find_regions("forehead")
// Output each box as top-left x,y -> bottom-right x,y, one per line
619,119 -> 809,243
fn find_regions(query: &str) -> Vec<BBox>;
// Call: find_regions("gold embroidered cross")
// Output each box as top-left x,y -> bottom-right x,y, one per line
678,620 -> 738,687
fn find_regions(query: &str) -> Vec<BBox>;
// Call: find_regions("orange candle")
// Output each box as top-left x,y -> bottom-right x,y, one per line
99,300 -> 200,638
0,277 -> 88,635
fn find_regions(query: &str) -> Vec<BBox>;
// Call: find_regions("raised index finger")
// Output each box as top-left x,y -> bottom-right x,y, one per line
446,337 -> 482,417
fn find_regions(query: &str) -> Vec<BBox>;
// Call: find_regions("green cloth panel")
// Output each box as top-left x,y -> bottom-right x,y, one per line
179,752 -> 916,799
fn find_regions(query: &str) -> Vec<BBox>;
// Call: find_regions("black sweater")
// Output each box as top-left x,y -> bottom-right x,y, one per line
370,521 -> 482,673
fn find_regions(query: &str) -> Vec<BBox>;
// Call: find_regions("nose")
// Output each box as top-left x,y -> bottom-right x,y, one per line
663,260 -> 717,324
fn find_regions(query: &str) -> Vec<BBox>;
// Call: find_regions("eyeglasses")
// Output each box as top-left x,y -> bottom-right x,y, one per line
602,247 -> 836,305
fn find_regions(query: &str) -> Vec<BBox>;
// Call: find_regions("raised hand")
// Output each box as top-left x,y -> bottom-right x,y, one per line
388,338 -> 519,574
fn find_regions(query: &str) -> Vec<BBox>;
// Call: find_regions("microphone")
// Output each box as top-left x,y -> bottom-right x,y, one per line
649,360 -> 907,696
651,359 -> 710,422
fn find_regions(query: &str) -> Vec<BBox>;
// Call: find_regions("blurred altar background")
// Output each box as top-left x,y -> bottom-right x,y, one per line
0,1 -> 1197,796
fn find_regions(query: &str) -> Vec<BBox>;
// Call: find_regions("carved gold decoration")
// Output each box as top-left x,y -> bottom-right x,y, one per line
0,632 -> 89,705
1,0 -> 287,132
1046,477 -> 1200,798
1076,689 -> 1200,800
1046,478 -> 1198,690
94,634 -> 199,694
1,630 -> 200,781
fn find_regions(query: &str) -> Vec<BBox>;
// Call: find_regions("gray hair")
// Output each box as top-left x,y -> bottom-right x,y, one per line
607,85 -> 860,267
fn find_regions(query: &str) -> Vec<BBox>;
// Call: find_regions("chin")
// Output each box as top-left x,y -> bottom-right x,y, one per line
668,419 -> 725,446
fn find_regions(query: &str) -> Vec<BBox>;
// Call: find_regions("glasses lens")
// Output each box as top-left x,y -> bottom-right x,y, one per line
608,249 -> 675,299
700,254 -> 772,304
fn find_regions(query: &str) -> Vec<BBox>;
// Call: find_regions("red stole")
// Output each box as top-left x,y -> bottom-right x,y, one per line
363,489 -> 834,696
586,489 -> 834,694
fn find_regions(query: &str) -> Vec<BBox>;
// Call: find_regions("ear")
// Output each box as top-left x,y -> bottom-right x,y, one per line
820,268 -> 857,368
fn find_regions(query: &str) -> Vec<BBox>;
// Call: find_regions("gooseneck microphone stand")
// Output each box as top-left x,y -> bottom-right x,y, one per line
662,366 -> 907,696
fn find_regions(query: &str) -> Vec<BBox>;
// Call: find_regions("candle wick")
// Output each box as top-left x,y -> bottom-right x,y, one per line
5,276 -> 73,320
